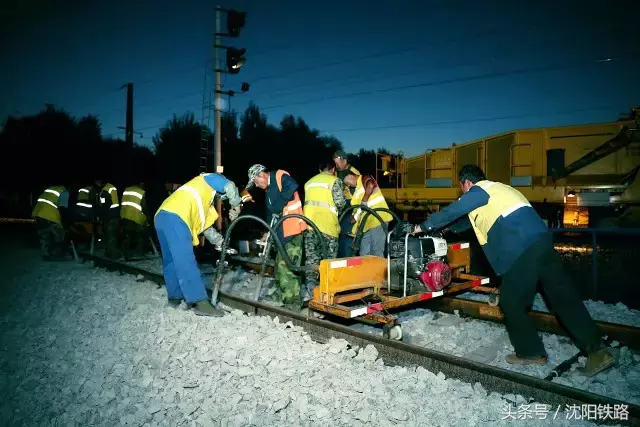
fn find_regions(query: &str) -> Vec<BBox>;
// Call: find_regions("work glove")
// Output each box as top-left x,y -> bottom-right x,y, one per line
395,222 -> 414,236
228,205 -> 242,222
203,227 -> 224,246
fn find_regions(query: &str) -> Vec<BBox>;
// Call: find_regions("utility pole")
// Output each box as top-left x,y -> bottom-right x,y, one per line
201,6 -> 249,229
123,82 -> 134,146
214,6 -> 223,229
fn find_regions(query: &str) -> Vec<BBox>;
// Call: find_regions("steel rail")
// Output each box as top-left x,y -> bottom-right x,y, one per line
427,297 -> 640,351
77,251 -> 639,426
196,253 -> 640,351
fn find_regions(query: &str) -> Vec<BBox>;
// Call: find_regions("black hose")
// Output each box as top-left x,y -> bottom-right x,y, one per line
272,213 -> 328,259
211,214 -> 328,306
338,205 -> 402,252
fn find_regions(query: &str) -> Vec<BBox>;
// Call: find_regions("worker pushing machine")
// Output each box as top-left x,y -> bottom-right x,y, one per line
32,185 -> 70,261
246,164 -> 307,309
154,173 -> 243,317
95,180 -> 120,259
333,150 -> 360,257
302,161 -> 347,302
344,173 -> 393,257
408,164 -> 614,376
120,181 -> 149,260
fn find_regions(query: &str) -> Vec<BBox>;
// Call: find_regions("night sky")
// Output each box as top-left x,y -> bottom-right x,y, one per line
1,0 -> 638,156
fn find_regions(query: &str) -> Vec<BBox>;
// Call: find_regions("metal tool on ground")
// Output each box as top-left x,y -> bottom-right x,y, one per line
149,236 -> 160,258
69,240 -> 79,262
254,213 -> 279,301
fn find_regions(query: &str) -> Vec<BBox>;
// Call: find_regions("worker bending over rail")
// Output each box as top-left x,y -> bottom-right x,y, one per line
120,182 -> 149,260
410,164 -> 614,377
155,173 -> 243,317
246,164 -> 307,309
302,161 -> 346,302
32,185 -> 70,261
344,173 -> 392,257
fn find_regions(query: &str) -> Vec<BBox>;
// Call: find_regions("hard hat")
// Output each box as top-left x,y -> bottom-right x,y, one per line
246,164 -> 266,189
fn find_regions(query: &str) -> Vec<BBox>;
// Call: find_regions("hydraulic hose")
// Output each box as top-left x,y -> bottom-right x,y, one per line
211,214 -> 328,306
272,213 -> 328,259
338,205 -> 402,252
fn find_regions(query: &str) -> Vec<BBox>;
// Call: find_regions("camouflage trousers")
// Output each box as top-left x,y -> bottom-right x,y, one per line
104,219 -> 120,259
36,218 -> 66,260
121,219 -> 147,260
303,230 -> 339,291
273,233 -> 304,306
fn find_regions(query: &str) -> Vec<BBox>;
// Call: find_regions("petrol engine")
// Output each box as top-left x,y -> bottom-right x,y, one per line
388,235 -> 452,295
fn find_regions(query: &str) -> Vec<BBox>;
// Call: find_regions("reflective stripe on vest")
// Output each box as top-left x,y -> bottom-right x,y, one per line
121,186 -> 147,225
303,172 -> 340,238
77,187 -> 93,209
468,180 -> 533,246
32,185 -> 65,224
157,175 -> 218,246
102,184 -> 120,210
275,170 -> 307,238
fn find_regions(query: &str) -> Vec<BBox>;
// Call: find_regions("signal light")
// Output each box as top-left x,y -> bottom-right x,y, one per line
226,10 -> 246,37
226,48 -> 246,74
240,82 -> 250,93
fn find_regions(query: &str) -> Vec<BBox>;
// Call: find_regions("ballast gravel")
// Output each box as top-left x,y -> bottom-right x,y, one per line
129,258 -> 640,406
0,248 -> 627,426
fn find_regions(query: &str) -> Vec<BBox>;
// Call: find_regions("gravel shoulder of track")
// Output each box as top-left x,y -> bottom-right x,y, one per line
126,256 -> 640,407
0,248 -> 627,427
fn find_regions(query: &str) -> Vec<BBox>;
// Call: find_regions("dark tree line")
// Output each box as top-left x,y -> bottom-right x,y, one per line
0,102 -> 393,216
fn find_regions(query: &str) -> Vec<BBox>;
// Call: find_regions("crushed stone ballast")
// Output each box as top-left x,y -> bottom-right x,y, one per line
77,251 -> 640,426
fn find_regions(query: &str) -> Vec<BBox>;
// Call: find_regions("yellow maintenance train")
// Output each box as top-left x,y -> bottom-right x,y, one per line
376,109 -> 640,228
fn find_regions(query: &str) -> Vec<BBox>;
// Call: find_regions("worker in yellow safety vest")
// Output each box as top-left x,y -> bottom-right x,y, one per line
75,185 -> 95,219
154,173 -> 243,317
94,180 -> 120,259
301,161 -> 347,301
120,182 -> 149,260
410,164 -> 614,376
31,185 -> 70,260
343,173 -> 393,257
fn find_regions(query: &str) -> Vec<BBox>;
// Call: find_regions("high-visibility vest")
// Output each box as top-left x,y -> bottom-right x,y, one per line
32,185 -> 66,225
156,174 -> 219,246
468,180 -> 533,246
303,172 -> 340,238
120,185 -> 147,226
76,186 -> 94,217
100,183 -> 120,212
275,170 -> 307,238
351,175 -> 393,234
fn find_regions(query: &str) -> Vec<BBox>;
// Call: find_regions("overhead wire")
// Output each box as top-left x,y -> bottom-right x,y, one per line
258,55 -> 625,111
317,105 -> 624,134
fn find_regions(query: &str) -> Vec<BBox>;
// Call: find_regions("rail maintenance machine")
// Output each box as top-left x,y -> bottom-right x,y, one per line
307,229 -> 495,340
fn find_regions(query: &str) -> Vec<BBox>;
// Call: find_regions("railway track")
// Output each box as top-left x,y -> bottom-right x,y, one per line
77,251 -> 640,425
212,253 -> 640,351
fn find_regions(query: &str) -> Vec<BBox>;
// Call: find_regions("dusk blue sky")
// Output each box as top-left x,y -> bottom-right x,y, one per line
2,0 -> 638,157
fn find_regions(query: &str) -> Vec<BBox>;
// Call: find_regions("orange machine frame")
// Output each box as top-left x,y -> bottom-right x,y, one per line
308,242 -> 494,327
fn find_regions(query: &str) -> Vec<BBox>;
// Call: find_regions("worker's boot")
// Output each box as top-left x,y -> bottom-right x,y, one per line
193,300 -> 225,317
505,353 -> 548,365
582,348 -> 615,377
167,298 -> 183,308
